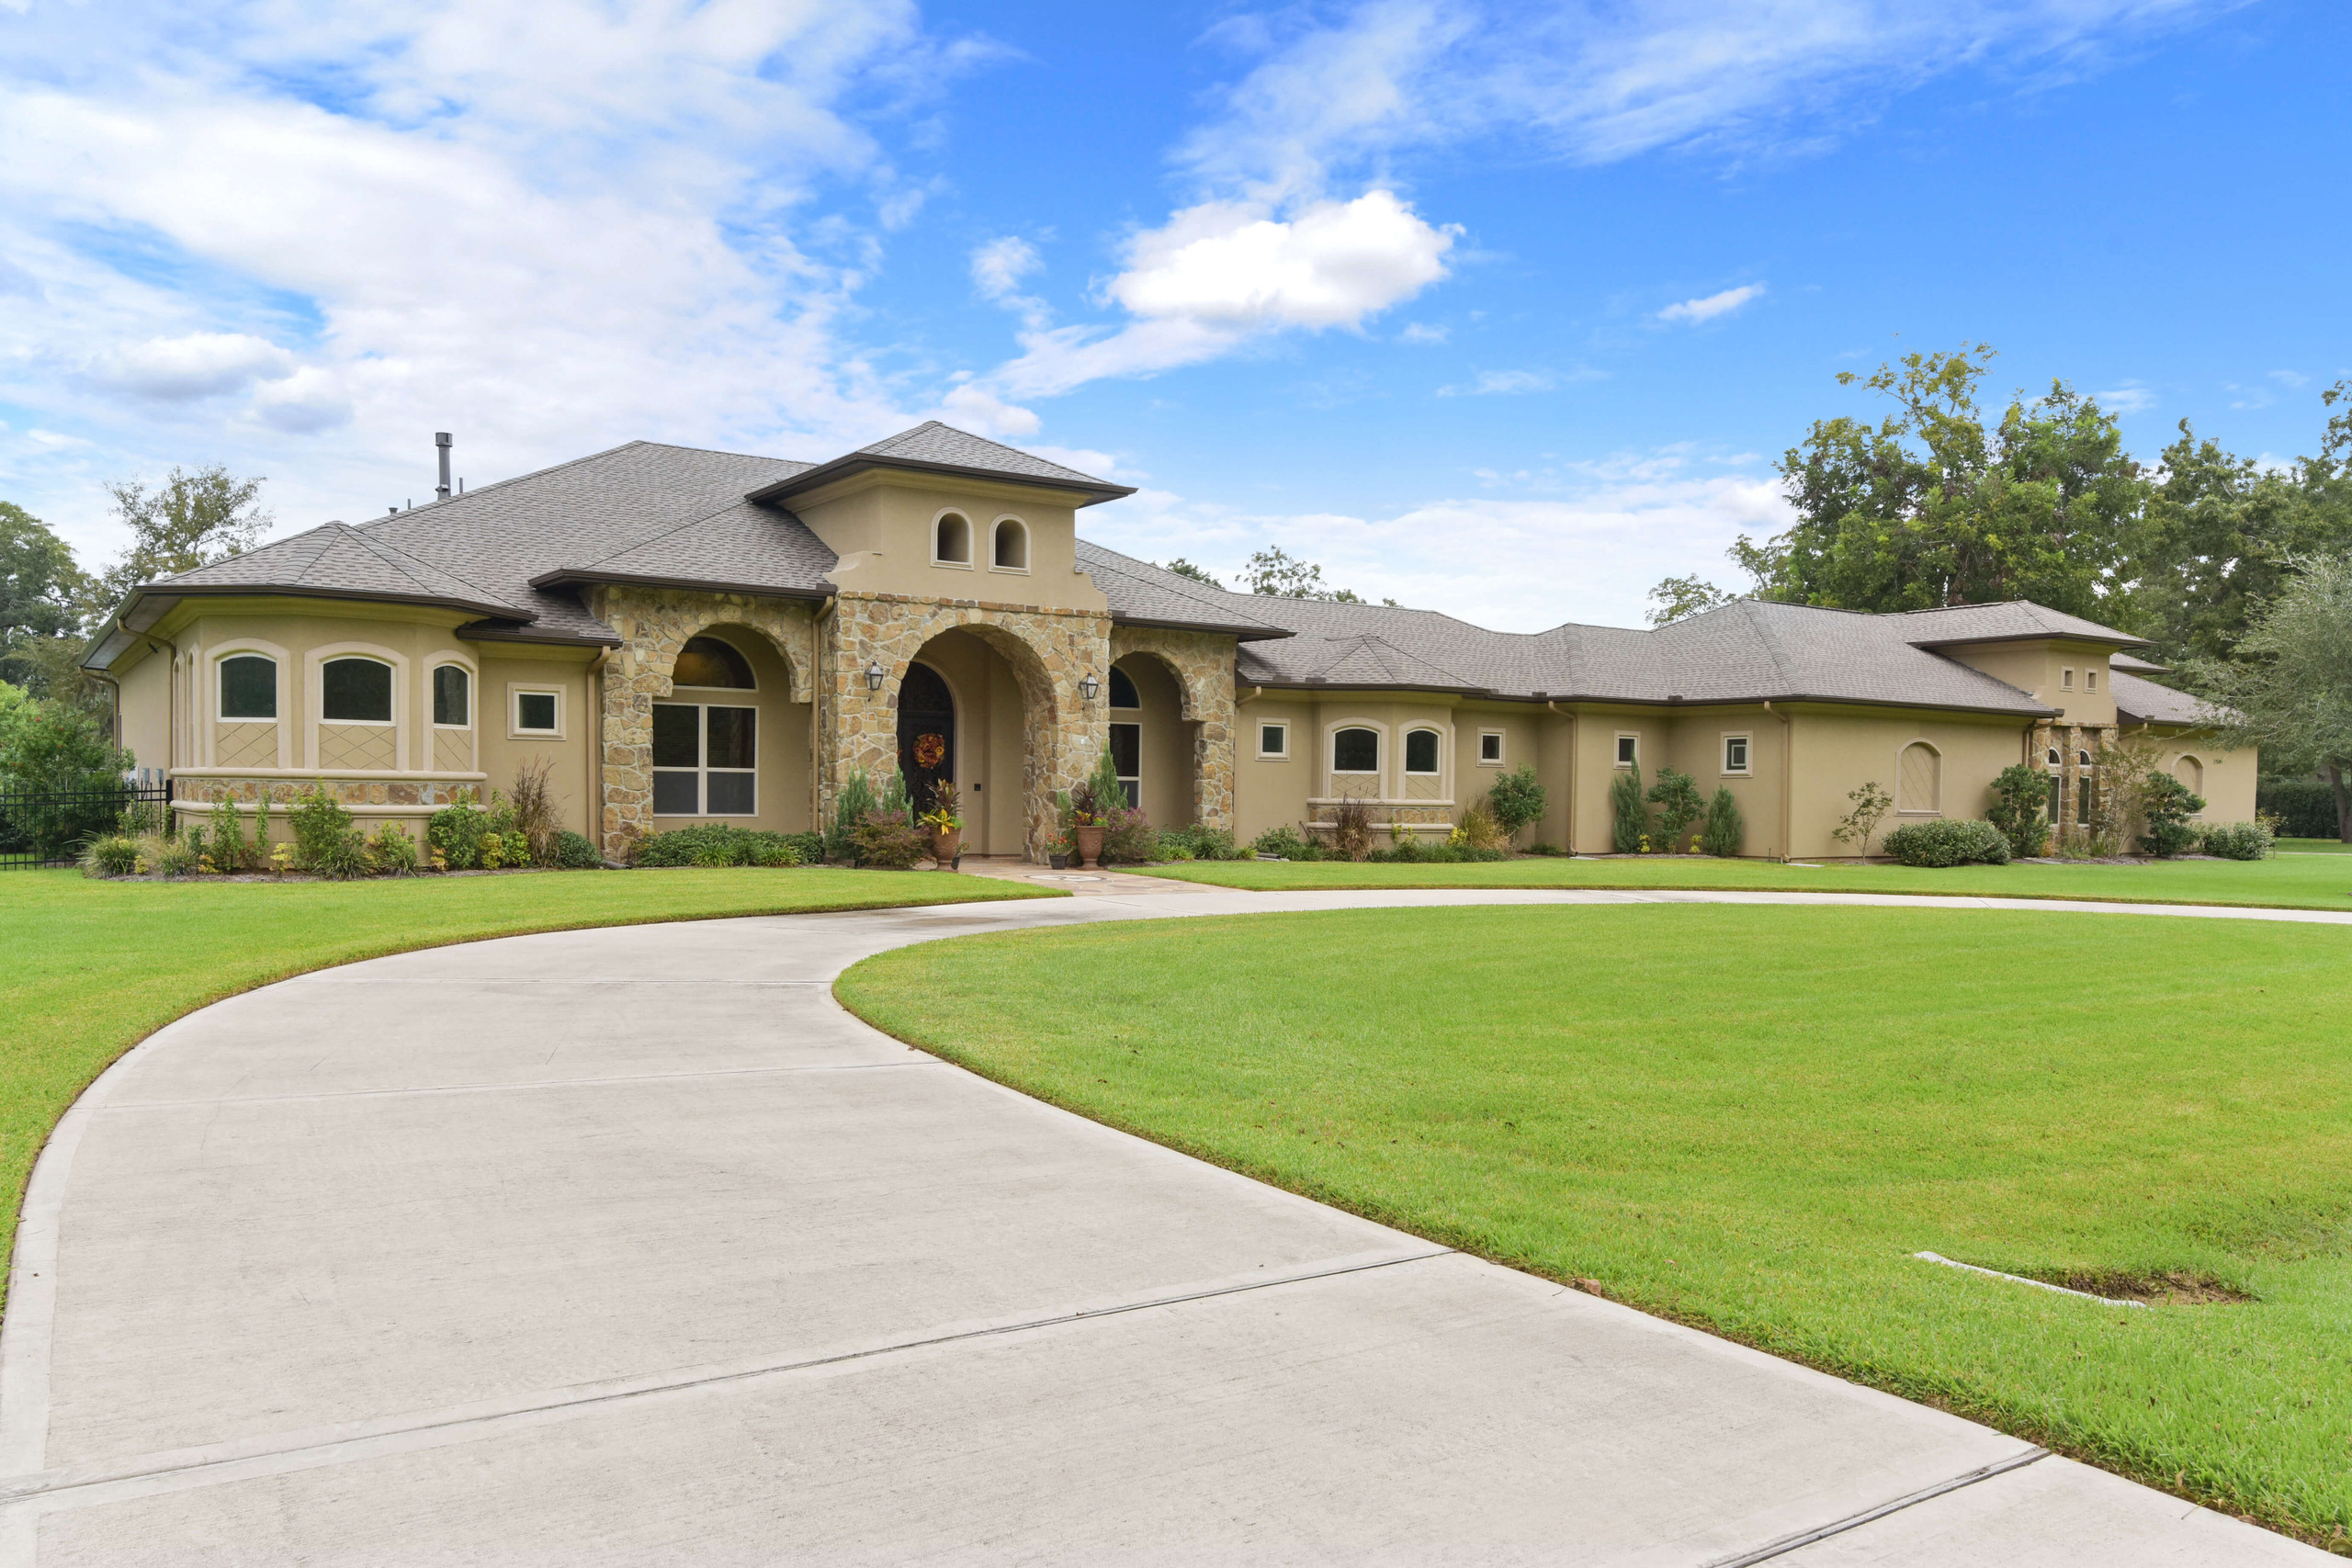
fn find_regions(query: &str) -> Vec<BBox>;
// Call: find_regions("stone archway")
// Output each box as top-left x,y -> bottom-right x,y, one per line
823,593 -> 1109,860
1109,626 -> 1236,832
590,585 -> 819,857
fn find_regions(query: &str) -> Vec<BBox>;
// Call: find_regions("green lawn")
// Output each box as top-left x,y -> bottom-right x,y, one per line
838,905 -> 2352,1551
1,866 -> 1053,1309
1133,851 -> 2352,908
2279,838 -> 2352,855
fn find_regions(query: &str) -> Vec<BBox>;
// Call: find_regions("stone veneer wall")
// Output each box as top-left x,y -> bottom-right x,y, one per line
821,592 -> 1110,861
174,776 -> 480,810
589,585 -> 819,859
1108,625 -> 1237,832
2032,718 -> 2119,840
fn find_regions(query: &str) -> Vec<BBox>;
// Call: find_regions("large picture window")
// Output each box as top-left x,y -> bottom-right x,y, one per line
321,657 -> 392,723
219,655 -> 277,720
653,702 -> 756,816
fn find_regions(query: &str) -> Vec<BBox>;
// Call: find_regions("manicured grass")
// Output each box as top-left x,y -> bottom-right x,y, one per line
1133,852 -> 2352,908
2279,838 -> 2352,855
839,905 -> 2352,1550
0,867 -> 1053,1309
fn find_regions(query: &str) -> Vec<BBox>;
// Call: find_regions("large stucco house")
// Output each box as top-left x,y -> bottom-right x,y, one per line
82,423 -> 2252,862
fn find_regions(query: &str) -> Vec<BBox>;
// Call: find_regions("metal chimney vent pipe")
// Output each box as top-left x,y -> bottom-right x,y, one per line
435,432 -> 453,502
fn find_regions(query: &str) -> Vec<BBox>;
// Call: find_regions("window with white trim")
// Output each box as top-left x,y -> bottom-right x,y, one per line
1257,721 -> 1289,760
219,655 -> 277,720
1331,727 -> 1379,774
1404,728 -> 1442,775
432,665 -> 470,728
1477,730 -> 1503,765
1722,734 -> 1750,774
2085,669 -> 2098,693
321,657 -> 392,724
652,702 -> 756,815
933,513 -> 972,566
1615,734 -> 1637,767
511,687 -> 562,737
2061,667 -> 2075,691
1109,721 -> 1140,808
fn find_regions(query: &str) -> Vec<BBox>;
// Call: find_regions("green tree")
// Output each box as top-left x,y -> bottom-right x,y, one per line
1645,574 -> 1731,626
1645,766 -> 1704,852
1609,763 -> 1646,853
1984,762 -> 2051,859
2185,552 -> 2352,840
1237,546 -> 1396,605
1483,765 -> 1547,840
95,464 -> 270,608
0,694 -> 130,794
1733,344 -> 2145,620
1,502 -> 96,696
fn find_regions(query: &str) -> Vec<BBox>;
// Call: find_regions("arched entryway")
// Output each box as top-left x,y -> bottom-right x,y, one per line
896,661 -> 956,818
1110,652 -> 1199,828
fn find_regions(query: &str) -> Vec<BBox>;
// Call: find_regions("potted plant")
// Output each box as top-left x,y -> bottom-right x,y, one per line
1069,779 -> 1106,868
920,781 -> 964,870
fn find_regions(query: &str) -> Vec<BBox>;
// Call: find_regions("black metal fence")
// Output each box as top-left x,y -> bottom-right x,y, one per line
0,779 -> 173,870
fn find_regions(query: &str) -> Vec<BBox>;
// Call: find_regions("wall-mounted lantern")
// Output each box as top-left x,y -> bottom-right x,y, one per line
865,660 -> 887,692
1077,672 -> 1101,702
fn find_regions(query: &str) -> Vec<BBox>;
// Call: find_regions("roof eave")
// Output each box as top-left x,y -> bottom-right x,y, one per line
530,567 -> 832,602
746,453 -> 1136,508
456,620 -> 625,649
1906,630 -> 2147,651
79,581 -> 533,670
1114,614 -> 1292,643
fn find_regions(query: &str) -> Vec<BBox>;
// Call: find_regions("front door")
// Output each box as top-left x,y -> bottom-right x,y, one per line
896,661 -> 956,819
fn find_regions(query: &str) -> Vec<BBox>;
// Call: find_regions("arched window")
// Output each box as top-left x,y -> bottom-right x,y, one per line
321,657 -> 392,724
1332,727 -> 1379,774
219,655 -> 277,720
2046,747 -> 2061,766
1108,667 -> 1140,708
992,518 -> 1029,570
1896,741 -> 1940,813
933,513 -> 971,565
1404,728 -> 1441,774
431,664 -> 470,727
2175,755 -> 2203,794
673,636 -> 754,689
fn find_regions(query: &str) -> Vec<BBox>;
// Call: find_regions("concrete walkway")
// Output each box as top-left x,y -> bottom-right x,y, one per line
0,885 -> 2333,1563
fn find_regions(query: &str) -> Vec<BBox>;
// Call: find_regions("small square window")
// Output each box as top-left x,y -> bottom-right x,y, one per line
1258,722 -> 1289,760
1478,731 -> 1503,765
2086,669 -> 2097,693
513,690 -> 560,735
2061,668 -> 2075,691
1615,735 -> 1637,767
1724,735 -> 1749,773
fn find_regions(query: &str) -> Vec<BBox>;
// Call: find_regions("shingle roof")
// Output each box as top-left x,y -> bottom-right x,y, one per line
2112,670 -> 2228,728
534,497 -> 838,602
1891,601 -> 2146,648
1073,542 -> 1287,639
744,421 -> 1135,506
146,520 -> 522,619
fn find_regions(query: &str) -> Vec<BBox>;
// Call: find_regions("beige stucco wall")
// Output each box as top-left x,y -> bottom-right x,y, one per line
794,472 -> 1110,615
1111,653 -> 1195,828
1234,694 -> 1316,845
1940,638 -> 2119,728
1782,706 -> 2031,856
113,647 -> 171,775
2134,728 -> 2258,824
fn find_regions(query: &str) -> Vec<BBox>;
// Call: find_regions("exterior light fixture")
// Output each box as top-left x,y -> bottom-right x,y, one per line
1078,672 -> 1101,702
865,660 -> 887,692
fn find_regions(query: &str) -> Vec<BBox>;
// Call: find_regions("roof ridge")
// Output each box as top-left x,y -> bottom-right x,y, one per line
570,494 -> 814,572
332,522 -> 523,613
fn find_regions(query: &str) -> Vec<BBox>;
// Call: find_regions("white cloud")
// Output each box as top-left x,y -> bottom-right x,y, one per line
2269,369 -> 2310,389
89,333 -> 295,401
1079,445 -> 1787,632
1396,321 -> 1448,344
2094,382 -> 2157,416
933,382 -> 1039,438
991,190 -> 1454,397
1658,284 -> 1766,324
1438,368 -> 1553,397
970,236 -> 1044,304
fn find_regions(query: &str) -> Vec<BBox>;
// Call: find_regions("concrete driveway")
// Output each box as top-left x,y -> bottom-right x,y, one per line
0,885 -> 2329,1563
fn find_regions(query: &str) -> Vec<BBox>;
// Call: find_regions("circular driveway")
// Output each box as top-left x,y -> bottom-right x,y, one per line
0,886 -> 2331,1563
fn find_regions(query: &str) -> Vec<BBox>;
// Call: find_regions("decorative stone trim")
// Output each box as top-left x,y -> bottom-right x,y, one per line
1110,625 -> 1238,832
173,776 -> 481,809
588,586 -> 819,858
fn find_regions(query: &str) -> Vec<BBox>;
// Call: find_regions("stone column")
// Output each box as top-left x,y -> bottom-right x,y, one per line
1109,626 -> 1238,832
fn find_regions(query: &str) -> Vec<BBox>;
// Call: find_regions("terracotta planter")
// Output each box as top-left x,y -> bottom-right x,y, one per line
1073,823 -> 1106,869
930,828 -> 962,867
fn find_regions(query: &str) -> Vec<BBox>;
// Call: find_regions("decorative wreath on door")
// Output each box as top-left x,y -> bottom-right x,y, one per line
913,733 -> 947,769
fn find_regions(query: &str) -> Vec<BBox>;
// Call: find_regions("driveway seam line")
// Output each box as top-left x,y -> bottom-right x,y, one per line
0,1246 -> 1454,1515
1698,1447 -> 2052,1567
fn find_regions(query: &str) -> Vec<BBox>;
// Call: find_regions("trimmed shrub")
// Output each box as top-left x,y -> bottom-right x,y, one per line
1646,766 -> 1704,852
2256,775 -> 2338,839
551,829 -> 603,869
1985,762 -> 2051,859
2199,821 -> 2274,861
849,808 -> 927,869
368,822 -> 420,875
429,790 -> 492,870
1525,842 -> 1566,856
80,834 -> 141,877
290,783 -> 370,877
1883,818 -> 2011,868
784,830 -> 825,865
1158,824 -> 1243,862
1485,766 -> 1547,840
1699,786 -> 1744,857
2138,773 -> 2206,858
633,825 -> 803,868
1370,836 -> 1464,863
1102,806 -> 1157,864
1610,764 -> 1645,853
1250,824 -> 1326,861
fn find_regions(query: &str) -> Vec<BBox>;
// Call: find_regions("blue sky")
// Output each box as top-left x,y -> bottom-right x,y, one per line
2,0 -> 2345,630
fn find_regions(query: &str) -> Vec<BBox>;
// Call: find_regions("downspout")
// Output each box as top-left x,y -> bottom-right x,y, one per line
1764,700 -> 1792,861
1546,701 -> 1574,852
